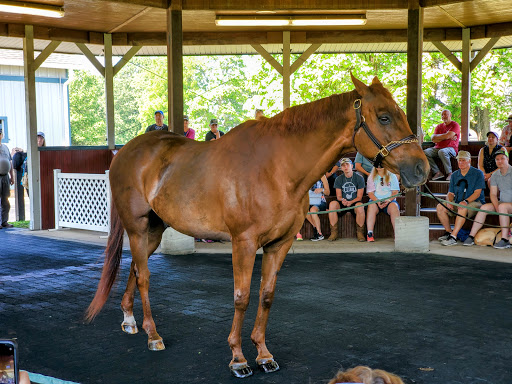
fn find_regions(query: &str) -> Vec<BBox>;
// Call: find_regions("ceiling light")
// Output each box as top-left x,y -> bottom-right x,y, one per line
0,1 -> 65,18
215,14 -> 366,27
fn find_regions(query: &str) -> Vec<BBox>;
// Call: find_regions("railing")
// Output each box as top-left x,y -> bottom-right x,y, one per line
53,169 -> 110,233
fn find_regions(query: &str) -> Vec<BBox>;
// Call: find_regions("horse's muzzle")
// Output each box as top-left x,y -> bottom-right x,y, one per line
400,159 -> 429,188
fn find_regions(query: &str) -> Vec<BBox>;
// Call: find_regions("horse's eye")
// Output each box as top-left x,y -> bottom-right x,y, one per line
378,115 -> 391,125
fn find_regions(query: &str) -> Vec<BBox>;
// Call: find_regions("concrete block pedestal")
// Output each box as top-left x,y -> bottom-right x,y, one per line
160,227 -> 195,255
394,216 -> 429,253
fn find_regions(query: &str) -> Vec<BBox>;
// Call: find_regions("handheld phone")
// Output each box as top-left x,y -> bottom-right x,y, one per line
0,339 -> 18,384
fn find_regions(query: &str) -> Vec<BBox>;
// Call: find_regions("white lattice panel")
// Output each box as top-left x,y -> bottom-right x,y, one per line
54,171 -> 110,232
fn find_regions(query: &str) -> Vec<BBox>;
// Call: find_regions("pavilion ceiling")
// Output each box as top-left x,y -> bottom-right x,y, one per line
0,0 -> 512,54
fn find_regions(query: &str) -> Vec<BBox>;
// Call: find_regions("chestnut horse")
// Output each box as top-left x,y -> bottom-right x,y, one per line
86,75 -> 429,378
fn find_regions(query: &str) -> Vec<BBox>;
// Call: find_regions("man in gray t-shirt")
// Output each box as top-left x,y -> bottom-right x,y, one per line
0,128 -> 14,228
327,158 -> 366,242
465,148 -> 512,248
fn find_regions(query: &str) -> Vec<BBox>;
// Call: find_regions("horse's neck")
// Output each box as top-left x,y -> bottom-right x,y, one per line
272,93 -> 357,193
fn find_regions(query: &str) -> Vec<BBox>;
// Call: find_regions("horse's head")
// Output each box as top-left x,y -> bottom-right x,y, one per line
351,74 -> 429,188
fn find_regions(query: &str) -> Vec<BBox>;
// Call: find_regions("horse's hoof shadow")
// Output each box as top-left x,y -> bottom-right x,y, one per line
148,339 -> 165,351
258,359 -> 280,374
230,364 -> 253,378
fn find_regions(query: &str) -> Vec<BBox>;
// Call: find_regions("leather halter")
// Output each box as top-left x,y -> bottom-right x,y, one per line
353,98 -> 418,168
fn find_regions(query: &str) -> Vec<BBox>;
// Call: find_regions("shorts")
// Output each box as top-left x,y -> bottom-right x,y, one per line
447,201 -> 482,219
378,200 -> 400,215
338,200 -> 364,218
310,201 -> 327,212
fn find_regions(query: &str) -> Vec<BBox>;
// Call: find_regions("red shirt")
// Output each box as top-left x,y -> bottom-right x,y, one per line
434,121 -> 460,153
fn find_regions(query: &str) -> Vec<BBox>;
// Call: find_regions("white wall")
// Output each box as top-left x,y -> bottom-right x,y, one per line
0,65 -> 70,150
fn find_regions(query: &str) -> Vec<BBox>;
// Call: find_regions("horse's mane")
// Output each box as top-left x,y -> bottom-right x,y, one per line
254,89 -> 359,136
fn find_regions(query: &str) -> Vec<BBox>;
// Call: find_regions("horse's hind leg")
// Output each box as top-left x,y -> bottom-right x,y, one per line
121,213 -> 165,336
228,237 -> 258,378
251,237 -> 294,373
124,212 -> 166,350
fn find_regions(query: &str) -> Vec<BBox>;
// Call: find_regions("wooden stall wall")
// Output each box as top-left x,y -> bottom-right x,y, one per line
40,148 -> 114,230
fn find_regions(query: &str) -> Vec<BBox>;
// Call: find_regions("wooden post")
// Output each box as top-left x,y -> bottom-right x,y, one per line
406,1 -> 423,216
23,25 -> 41,230
167,2 -> 183,134
104,33 -> 115,149
461,28 -> 471,145
14,170 -> 25,221
282,31 -> 291,110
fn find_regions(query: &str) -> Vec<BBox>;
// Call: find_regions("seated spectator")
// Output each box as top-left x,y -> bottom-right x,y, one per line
327,158 -> 366,242
498,114 -> 512,152
464,148 -> 512,249
365,165 -> 400,242
306,175 -> 330,241
183,115 -> 195,139
478,131 -> 502,189
354,152 -> 373,179
328,365 -> 404,384
325,160 -> 340,195
254,109 -> 264,120
437,150 -> 485,246
37,131 -> 46,147
424,109 -> 460,181
145,110 -> 169,132
205,119 -> 224,141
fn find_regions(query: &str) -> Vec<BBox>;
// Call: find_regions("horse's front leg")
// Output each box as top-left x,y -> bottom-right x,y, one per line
120,261 -> 138,334
251,237 -> 294,373
228,238 -> 258,378
128,231 -> 165,351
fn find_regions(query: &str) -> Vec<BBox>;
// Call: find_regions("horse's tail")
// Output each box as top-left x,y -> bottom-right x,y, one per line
85,199 -> 124,322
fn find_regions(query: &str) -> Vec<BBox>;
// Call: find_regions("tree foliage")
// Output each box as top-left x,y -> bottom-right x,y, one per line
68,49 -> 512,145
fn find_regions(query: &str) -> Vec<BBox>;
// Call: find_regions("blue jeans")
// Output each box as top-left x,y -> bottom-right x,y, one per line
424,146 -> 456,174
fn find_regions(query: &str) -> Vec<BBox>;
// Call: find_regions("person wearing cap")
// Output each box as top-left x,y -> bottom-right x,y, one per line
365,165 -> 400,242
437,150 -> 485,246
306,175 -> 330,241
424,109 -> 460,181
183,115 -> 195,140
0,127 -> 14,229
327,158 -> 366,242
464,148 -> 512,248
498,114 -> 512,151
145,110 -> 169,133
204,119 -> 224,141
37,131 -> 46,147
477,131 -> 502,188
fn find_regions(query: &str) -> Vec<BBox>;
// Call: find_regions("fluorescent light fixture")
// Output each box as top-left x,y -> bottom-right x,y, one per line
0,1 -> 65,18
215,14 -> 366,27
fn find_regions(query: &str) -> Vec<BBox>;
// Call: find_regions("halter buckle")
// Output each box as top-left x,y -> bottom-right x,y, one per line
379,147 -> 390,157
353,99 -> 362,110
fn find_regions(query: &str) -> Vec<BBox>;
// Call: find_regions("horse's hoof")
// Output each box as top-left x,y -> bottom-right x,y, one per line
230,363 -> 253,378
257,359 -> 280,374
148,339 -> 165,351
121,322 -> 138,334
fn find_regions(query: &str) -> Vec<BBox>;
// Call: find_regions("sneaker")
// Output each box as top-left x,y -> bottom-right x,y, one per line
432,172 -> 444,181
463,236 -> 475,246
1,222 -> 13,228
296,233 -> 303,241
367,232 -> 375,242
441,235 -> 458,246
438,231 -> 451,241
445,172 -> 453,181
311,233 -> 324,241
493,239 -> 511,249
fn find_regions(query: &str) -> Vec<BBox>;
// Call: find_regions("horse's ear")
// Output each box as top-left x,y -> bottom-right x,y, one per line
371,76 -> 382,86
351,72 -> 368,96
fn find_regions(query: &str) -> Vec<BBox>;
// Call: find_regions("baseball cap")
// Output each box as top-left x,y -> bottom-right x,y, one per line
494,148 -> 509,158
37,131 -> 45,138
506,114 -> 512,122
339,158 -> 353,166
154,110 -> 164,116
486,131 -> 499,140
456,150 -> 471,160
210,119 -> 218,125
183,115 -> 189,121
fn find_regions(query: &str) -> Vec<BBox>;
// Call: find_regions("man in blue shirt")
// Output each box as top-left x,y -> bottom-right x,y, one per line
436,150 -> 485,246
